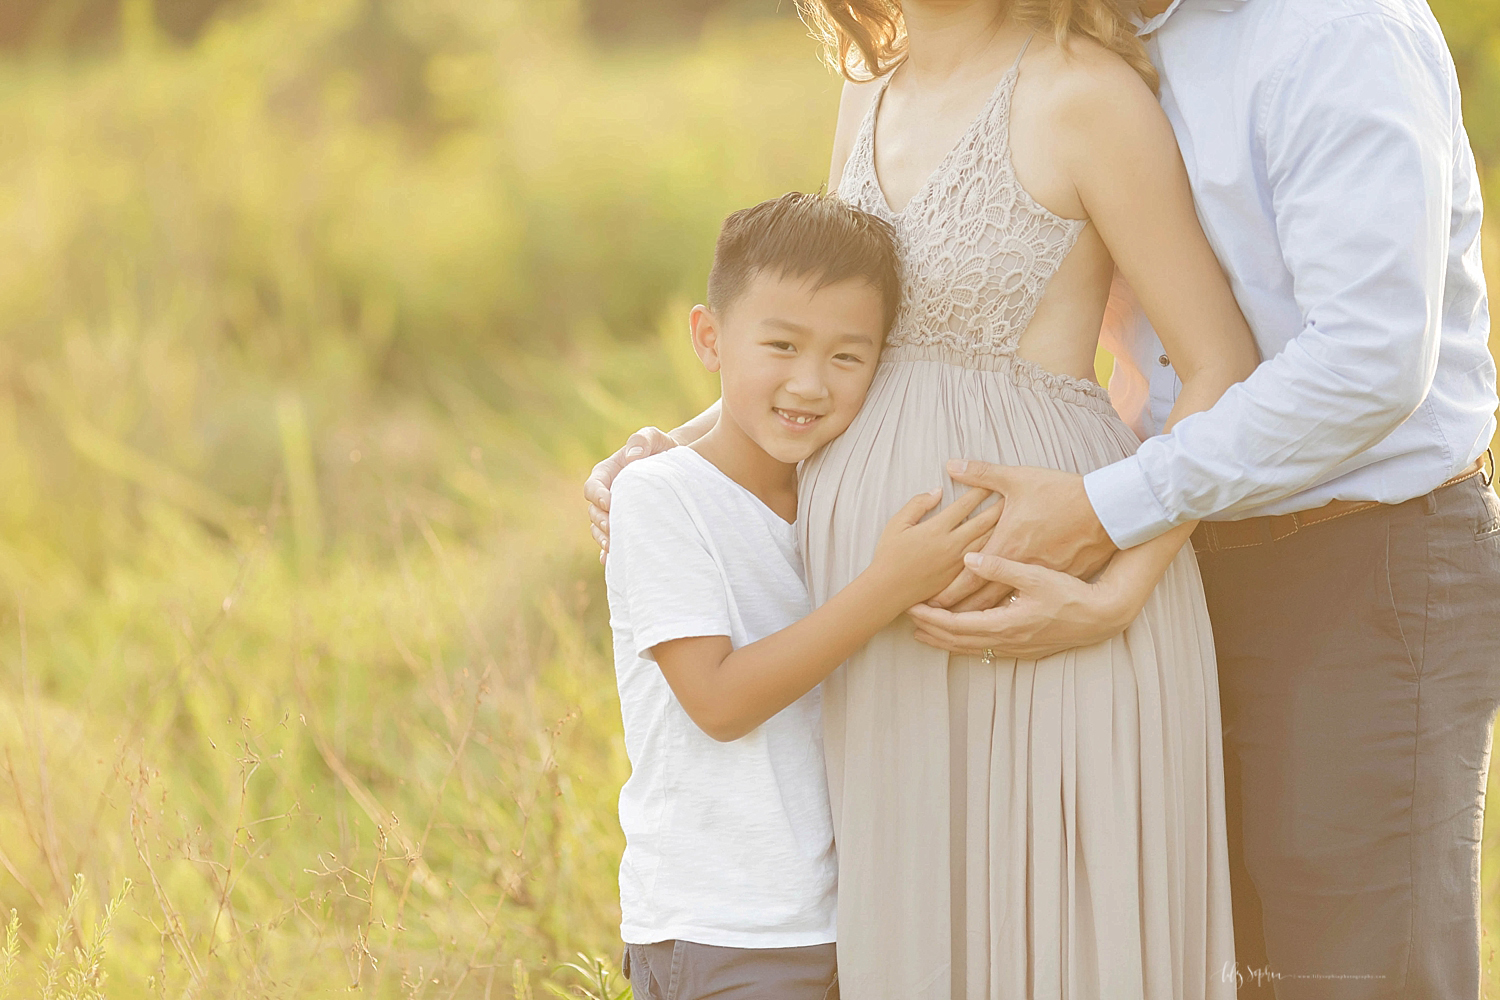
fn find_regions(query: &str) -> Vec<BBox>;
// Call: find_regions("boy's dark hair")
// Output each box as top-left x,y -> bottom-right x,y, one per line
707,192 -> 902,333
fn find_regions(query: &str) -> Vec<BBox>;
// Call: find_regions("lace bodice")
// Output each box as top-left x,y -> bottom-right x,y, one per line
838,58 -> 1088,364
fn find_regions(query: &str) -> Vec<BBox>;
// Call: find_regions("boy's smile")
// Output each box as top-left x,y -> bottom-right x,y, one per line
688,270 -> 889,518
773,407 -> 823,428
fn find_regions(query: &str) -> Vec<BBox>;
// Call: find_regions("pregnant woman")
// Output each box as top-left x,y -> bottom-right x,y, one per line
589,2 -> 1260,996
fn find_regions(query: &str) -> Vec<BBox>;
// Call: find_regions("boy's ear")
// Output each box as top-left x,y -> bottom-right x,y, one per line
689,304 -> 723,374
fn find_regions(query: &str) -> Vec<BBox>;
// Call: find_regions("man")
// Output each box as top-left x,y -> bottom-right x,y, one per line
911,0 -> 1499,996
589,0 -> 1498,995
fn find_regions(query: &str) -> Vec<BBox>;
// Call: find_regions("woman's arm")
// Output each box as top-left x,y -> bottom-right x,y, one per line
669,399 -> 720,445
827,77 -> 882,191
1060,62 -> 1259,432
657,488 -> 997,741
584,403 -> 720,558
928,50 -> 1257,602
911,50 -> 1259,649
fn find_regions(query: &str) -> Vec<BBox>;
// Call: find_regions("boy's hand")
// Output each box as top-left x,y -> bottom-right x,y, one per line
867,487 -> 1000,610
584,426 -> 678,562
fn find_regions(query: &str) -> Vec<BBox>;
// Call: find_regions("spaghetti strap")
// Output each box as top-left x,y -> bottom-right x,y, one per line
1009,30 -> 1036,74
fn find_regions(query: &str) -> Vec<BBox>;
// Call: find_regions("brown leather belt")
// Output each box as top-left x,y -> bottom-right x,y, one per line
1192,452 -> 1493,555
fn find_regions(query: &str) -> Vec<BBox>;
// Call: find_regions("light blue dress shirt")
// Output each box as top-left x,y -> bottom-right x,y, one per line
1083,0 -> 1495,549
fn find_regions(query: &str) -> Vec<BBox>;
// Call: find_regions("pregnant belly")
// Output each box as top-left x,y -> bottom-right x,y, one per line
796,353 -> 1139,601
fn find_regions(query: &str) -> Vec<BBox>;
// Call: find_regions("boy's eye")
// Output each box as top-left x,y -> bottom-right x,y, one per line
834,353 -> 865,364
766,341 -> 795,352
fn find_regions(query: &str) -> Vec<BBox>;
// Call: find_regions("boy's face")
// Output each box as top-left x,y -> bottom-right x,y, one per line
691,270 -> 886,464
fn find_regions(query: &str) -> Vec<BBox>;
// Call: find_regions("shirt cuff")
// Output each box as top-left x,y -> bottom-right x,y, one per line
1083,456 -> 1175,550
635,622 -> 731,662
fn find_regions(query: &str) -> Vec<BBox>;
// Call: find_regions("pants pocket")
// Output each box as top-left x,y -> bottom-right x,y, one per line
624,943 -> 664,1000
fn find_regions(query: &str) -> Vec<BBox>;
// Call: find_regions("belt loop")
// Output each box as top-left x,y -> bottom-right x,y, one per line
1269,514 -> 1299,542
1484,448 -> 1494,488
1425,489 -> 1438,515
1255,517 -> 1274,546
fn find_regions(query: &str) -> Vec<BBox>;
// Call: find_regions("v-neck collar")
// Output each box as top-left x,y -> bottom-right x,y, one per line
679,446 -> 798,531
866,62 -> 1019,217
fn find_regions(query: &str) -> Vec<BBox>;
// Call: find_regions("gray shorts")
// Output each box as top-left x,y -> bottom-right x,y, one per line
622,940 -> 838,1000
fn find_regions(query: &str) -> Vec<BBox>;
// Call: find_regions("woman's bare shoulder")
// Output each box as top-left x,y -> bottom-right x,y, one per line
828,76 -> 884,189
1028,35 -> 1163,131
836,75 -> 884,126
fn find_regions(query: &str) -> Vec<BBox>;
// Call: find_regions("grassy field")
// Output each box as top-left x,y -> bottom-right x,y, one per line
0,1 -> 1494,998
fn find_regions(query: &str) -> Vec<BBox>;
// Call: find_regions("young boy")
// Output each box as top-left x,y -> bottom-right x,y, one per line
604,192 -> 999,1000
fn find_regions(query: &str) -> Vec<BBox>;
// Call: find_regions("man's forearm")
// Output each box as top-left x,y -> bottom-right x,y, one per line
1085,15 -> 1456,551
1086,328 -> 1433,549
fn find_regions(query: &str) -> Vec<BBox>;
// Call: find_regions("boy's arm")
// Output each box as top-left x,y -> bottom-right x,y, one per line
655,572 -> 914,742
655,488 -> 999,742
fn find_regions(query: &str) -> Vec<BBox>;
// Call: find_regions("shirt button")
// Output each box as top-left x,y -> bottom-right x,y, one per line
1158,354 -> 1171,367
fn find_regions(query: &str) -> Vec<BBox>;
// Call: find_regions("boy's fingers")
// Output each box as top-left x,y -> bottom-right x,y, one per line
935,486 -> 992,527
927,568 -> 983,609
956,503 -> 1003,543
894,489 -> 944,527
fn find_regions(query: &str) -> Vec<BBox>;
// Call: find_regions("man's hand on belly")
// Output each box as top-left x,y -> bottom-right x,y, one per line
924,461 -> 1117,613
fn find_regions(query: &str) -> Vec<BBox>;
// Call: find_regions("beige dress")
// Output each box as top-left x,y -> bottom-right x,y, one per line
798,51 -> 1236,1000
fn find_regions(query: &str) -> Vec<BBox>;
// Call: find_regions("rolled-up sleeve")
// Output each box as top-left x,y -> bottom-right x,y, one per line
1085,11 -> 1456,549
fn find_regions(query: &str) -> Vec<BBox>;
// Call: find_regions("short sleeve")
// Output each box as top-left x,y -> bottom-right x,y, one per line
605,464 -> 732,661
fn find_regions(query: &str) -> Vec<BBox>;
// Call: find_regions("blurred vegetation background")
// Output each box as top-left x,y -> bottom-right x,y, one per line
0,0 -> 1492,997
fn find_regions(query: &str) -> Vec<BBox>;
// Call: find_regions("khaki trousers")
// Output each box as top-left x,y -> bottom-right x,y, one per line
1198,474 -> 1500,999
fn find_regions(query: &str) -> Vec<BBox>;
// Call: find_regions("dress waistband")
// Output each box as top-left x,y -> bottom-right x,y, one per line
880,342 -> 1115,415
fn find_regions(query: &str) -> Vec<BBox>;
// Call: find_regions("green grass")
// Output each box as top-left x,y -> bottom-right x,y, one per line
0,2 -> 826,995
0,1 -> 1494,996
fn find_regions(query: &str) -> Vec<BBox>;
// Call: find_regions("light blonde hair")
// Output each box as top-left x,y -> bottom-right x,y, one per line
796,0 -> 1158,92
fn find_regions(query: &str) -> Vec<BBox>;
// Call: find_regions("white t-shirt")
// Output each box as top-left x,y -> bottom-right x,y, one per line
604,446 -> 837,948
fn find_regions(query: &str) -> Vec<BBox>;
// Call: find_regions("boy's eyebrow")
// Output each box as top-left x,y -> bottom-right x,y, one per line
761,317 -> 877,345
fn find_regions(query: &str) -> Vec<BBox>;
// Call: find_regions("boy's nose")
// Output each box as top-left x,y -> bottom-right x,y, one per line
784,373 -> 830,400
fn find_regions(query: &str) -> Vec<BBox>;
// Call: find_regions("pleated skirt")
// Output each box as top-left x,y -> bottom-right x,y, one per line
797,345 -> 1235,1000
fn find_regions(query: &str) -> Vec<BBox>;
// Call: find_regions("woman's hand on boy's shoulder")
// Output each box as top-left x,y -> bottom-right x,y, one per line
585,426 -> 678,564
